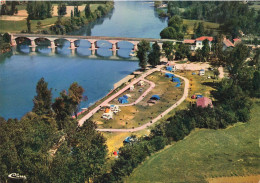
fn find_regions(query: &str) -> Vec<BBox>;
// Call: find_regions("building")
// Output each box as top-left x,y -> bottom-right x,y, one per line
222,37 -> 235,50
184,36 -> 214,51
196,97 -> 213,108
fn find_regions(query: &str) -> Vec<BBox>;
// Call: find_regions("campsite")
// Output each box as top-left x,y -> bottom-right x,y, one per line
90,71 -> 184,129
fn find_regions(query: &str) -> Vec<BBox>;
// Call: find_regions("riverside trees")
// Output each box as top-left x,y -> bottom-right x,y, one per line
0,78 -> 107,183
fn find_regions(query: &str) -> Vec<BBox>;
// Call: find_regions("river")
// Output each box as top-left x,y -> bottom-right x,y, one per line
0,1 -> 167,119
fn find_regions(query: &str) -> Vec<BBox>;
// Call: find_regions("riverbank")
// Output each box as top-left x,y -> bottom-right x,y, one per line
0,2 -> 114,34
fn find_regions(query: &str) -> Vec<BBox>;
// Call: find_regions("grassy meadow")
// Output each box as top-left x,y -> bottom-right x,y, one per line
127,99 -> 260,183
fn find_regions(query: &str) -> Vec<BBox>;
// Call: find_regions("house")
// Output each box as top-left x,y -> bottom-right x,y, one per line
195,36 -> 214,50
184,36 -> 213,51
184,39 -> 196,51
199,69 -> 205,76
196,97 -> 213,108
223,37 -> 235,50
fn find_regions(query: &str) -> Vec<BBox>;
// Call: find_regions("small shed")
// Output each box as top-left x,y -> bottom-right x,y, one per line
199,69 -> 205,76
196,97 -> 213,108
150,95 -> 160,100
129,85 -> 134,91
172,77 -> 180,82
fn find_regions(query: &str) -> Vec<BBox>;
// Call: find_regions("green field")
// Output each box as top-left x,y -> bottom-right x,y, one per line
0,3 -> 108,33
183,19 -> 220,38
0,17 -> 59,33
127,99 -> 260,183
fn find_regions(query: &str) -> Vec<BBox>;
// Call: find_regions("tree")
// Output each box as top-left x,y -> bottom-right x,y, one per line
148,42 -> 161,67
68,82 -> 84,118
195,48 -> 203,62
85,3 -> 91,19
32,78 -> 52,116
201,39 -> 210,62
162,41 -> 174,61
175,43 -> 190,60
194,22 -> 204,38
225,44 -> 250,84
58,3 -> 67,16
36,21 -> 42,32
27,17 -> 31,33
213,69 -> 220,80
137,40 -> 150,70
252,71 -> 260,97
71,10 -> 74,18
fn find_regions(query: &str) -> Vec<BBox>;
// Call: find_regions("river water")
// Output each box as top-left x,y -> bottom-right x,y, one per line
0,2 -> 167,119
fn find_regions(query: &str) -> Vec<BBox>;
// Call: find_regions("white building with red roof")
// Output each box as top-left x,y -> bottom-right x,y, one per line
184,36 -> 214,51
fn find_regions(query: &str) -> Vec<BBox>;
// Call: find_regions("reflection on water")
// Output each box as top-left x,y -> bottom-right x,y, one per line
0,1 -> 167,119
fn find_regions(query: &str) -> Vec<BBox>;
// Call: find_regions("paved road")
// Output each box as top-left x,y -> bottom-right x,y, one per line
78,66 -> 163,126
97,72 -> 189,132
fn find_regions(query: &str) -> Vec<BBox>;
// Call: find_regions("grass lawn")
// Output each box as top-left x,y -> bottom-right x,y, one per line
183,19 -> 220,38
0,17 -> 59,33
109,81 -> 151,105
127,99 -> 260,183
90,71 -> 184,129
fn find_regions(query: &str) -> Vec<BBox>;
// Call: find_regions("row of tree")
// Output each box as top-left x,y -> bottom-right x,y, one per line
167,1 -> 260,38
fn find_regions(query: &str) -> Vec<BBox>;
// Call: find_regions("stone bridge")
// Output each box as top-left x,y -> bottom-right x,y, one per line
10,33 -> 182,53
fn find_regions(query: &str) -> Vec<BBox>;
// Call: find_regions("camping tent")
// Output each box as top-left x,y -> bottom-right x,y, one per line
172,77 -> 180,82
166,66 -> 173,71
150,95 -> 160,100
165,73 -> 175,78
118,97 -> 128,104
123,95 -> 128,99
175,83 -> 181,87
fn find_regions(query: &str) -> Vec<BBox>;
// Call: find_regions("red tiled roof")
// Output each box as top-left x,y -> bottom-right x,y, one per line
196,97 -> 213,108
223,39 -> 234,47
233,38 -> 241,42
196,36 -> 214,42
184,39 -> 196,44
